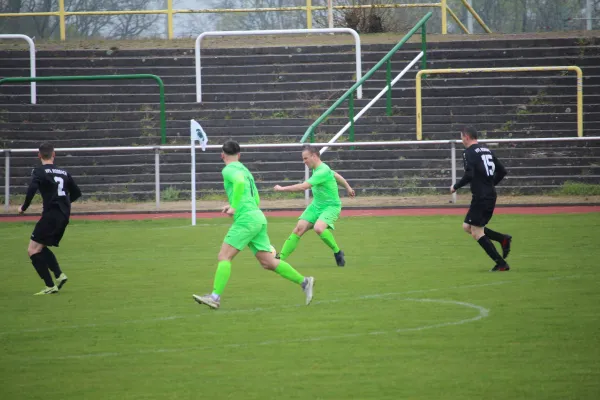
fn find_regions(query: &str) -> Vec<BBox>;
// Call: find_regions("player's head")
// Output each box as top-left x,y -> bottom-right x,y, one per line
221,140 -> 241,163
460,126 -> 478,147
301,145 -> 321,169
38,142 -> 55,162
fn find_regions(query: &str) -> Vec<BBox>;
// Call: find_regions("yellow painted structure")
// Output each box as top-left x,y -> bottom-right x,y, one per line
415,66 -> 584,140
0,1 -> 490,40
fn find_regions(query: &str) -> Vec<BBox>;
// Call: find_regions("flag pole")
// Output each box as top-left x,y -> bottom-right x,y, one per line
191,120 -> 197,226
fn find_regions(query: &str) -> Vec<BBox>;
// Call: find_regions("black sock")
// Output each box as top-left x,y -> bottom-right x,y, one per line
477,236 -> 506,265
484,227 -> 507,243
30,253 -> 55,287
41,247 -> 62,278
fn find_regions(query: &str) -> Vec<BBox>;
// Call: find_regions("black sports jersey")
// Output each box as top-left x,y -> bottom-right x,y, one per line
21,164 -> 82,217
454,143 -> 507,198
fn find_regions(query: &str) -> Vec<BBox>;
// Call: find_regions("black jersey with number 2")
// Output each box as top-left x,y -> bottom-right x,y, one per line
21,164 -> 82,218
454,144 -> 507,198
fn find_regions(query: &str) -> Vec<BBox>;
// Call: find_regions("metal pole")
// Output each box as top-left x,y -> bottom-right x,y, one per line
416,71 -> 424,140
191,140 -> 197,226
327,0 -> 333,28
451,141 -> 457,204
441,0 -> 447,34
306,0 -> 312,29
4,151 -> 9,211
587,0 -> 593,30
421,24 -> 427,76
155,148 -> 160,210
167,0 -> 174,39
386,59 -> 392,116
58,0 -> 66,40
467,0 -> 474,33
576,67 -> 584,137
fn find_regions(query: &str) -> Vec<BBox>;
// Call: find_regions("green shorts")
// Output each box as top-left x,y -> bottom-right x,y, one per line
299,203 -> 341,230
224,221 -> 272,255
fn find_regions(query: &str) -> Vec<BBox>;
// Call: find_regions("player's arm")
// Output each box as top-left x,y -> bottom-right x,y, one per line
222,169 -> 245,215
275,166 -> 329,192
451,157 -> 474,193
19,170 -> 41,214
68,174 -> 82,202
333,171 -> 355,198
273,181 -> 311,192
493,156 -> 507,186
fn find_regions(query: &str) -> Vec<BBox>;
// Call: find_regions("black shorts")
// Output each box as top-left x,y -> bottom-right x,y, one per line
31,210 -> 69,247
464,196 -> 496,227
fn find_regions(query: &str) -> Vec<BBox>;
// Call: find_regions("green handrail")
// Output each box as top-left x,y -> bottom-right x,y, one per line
0,74 -> 167,144
301,11 -> 432,144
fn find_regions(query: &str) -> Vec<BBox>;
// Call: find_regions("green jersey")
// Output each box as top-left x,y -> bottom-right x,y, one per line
222,161 -> 266,224
307,162 -> 341,207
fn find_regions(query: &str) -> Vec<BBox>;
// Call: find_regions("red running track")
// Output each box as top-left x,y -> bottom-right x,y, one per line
1,206 -> 599,222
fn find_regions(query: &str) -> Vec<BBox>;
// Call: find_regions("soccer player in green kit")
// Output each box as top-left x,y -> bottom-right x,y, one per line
274,145 -> 355,266
193,141 -> 315,310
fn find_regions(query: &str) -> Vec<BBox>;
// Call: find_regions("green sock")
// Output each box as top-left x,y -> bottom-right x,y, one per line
319,229 -> 340,253
279,233 -> 301,261
212,260 -> 231,296
274,260 -> 304,285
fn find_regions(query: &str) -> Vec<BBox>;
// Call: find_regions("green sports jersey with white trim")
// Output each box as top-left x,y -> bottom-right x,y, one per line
307,162 -> 341,207
222,161 -> 266,223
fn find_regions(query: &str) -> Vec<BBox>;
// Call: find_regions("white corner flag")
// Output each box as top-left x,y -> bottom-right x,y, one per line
191,119 -> 208,151
190,119 -> 208,226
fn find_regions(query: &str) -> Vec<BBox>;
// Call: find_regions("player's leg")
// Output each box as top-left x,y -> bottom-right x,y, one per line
41,213 -> 69,289
193,222 -> 249,309
467,200 -> 509,271
279,211 -> 314,260
484,227 -> 512,259
28,240 -> 58,295
29,216 -> 59,295
314,206 -> 344,266
252,226 -> 315,305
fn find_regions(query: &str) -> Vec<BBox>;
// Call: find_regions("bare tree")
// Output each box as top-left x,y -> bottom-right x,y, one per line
0,0 -> 163,39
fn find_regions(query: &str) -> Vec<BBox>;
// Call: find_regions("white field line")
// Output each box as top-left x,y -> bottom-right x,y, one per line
20,297 -> 489,362
1,275 -> 580,337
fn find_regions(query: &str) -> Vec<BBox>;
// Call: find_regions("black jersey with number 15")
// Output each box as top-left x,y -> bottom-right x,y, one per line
21,164 -> 82,217
455,144 -> 507,198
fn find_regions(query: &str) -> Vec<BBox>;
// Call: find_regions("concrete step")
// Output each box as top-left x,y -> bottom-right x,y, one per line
3,85 -> 598,106
3,74 -> 599,96
1,102 -> 597,117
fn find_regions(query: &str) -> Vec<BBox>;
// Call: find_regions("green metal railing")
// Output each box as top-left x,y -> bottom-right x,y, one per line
0,74 -> 167,144
301,11 -> 432,144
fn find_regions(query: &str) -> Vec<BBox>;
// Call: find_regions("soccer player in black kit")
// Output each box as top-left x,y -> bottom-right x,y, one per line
18,143 -> 82,295
451,127 -> 512,271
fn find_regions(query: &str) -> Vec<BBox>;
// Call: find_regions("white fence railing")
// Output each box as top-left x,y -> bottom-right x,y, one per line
2,137 -> 599,216
0,34 -> 36,104
195,28 -> 362,103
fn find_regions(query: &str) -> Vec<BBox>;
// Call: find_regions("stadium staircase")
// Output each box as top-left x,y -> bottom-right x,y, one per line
1,36 -> 599,201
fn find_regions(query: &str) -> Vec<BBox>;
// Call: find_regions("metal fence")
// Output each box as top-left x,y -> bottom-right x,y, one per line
0,0 -> 490,40
2,137 -> 599,212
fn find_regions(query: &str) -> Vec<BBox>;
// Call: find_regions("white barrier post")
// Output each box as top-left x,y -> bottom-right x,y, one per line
4,151 -> 9,211
195,28 -> 362,103
0,34 -> 36,104
155,148 -> 161,210
191,140 -> 197,226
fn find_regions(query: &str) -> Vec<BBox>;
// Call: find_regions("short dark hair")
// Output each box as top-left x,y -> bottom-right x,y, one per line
222,140 -> 241,155
302,145 -> 320,156
461,126 -> 478,140
39,142 -> 54,160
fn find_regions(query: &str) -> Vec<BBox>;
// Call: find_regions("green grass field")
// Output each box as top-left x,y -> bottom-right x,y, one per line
1,213 -> 599,400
